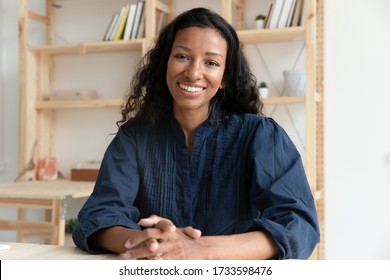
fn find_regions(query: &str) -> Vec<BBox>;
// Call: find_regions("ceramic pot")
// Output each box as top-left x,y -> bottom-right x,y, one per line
255,19 -> 265,29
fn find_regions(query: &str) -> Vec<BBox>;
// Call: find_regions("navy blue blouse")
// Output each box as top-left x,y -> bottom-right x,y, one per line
73,110 -> 320,259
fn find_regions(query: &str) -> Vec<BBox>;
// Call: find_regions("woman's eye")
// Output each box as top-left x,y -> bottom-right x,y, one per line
206,61 -> 220,67
175,54 -> 188,60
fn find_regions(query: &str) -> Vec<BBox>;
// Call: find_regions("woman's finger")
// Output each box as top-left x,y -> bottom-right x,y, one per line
182,226 -> 202,239
125,227 -> 164,249
139,215 -> 176,233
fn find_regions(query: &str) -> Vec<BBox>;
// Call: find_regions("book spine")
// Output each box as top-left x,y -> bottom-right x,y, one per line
114,4 -> 130,40
123,3 -> 137,40
130,0 -> 145,39
103,12 -> 119,41
268,0 -> 285,29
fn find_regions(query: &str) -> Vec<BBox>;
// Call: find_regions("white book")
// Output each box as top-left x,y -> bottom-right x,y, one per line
130,0 -> 144,39
268,0 -> 285,29
103,12 -> 119,41
277,0 -> 294,28
123,3 -> 137,40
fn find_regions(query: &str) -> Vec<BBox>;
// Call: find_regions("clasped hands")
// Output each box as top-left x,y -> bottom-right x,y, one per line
122,215 -> 203,260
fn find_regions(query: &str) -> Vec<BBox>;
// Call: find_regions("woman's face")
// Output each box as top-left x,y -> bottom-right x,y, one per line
166,26 -> 227,119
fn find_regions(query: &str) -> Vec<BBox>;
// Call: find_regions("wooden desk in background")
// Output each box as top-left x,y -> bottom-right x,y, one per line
0,180 -> 94,245
0,242 -> 124,260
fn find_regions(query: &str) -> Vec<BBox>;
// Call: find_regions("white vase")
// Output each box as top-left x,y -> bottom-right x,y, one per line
255,19 -> 265,29
283,70 -> 306,96
259,87 -> 269,98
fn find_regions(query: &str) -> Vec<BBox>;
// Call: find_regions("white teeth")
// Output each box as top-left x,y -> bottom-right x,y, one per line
179,83 -> 204,92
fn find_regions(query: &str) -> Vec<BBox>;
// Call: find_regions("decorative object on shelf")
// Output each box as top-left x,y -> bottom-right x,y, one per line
255,14 -> 266,29
259,81 -> 269,98
49,89 -> 98,101
71,161 -> 100,182
36,156 -> 58,181
283,69 -> 306,96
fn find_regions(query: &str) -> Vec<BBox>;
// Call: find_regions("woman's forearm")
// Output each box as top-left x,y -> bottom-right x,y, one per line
88,226 -> 139,253
89,224 -> 279,260
198,231 -> 279,260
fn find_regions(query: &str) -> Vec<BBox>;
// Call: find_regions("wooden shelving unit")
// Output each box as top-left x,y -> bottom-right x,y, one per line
30,39 -> 144,55
35,99 -> 123,110
237,26 -> 306,44
18,0 -> 324,259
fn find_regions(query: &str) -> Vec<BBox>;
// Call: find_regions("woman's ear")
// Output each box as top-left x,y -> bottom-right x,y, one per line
219,81 -> 225,89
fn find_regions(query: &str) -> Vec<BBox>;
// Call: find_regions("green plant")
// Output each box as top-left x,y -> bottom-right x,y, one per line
259,81 -> 268,88
255,14 -> 266,21
65,218 -> 79,234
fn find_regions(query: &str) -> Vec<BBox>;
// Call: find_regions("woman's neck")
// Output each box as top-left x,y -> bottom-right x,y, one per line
173,107 -> 210,158
174,107 -> 209,132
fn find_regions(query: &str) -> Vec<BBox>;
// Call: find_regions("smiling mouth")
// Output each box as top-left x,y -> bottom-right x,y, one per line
178,83 -> 205,93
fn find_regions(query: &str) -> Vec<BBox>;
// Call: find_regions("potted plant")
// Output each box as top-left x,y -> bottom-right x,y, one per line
65,218 -> 79,234
259,81 -> 269,98
255,14 -> 266,29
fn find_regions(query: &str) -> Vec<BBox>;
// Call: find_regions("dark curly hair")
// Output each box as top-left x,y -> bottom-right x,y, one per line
118,7 -> 264,127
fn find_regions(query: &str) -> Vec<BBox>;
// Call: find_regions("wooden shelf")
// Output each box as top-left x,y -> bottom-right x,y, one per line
263,96 -> 305,105
35,97 -> 304,110
237,26 -> 305,44
35,99 -> 122,110
30,40 -> 144,56
28,27 -> 305,57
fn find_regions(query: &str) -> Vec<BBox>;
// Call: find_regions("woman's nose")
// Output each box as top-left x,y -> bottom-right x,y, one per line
185,61 -> 203,81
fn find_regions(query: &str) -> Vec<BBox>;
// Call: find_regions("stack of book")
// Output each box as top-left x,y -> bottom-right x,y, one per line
102,1 -> 145,41
264,0 -> 306,29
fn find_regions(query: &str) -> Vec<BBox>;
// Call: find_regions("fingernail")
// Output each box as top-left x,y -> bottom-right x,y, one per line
150,242 -> 158,251
125,241 -> 131,248
122,253 -> 132,259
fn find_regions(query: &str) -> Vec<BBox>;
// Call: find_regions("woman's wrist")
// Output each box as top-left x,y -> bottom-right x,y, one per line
194,231 -> 279,260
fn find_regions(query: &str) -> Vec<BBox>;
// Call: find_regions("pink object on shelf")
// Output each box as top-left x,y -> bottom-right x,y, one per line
36,157 -> 58,181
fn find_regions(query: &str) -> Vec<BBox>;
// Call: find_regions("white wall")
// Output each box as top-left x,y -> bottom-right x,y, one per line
0,0 -> 19,183
0,0 -> 4,173
1,0 -> 390,259
324,0 -> 390,259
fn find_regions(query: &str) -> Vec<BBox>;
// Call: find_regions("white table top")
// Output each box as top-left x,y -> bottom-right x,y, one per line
0,180 -> 94,200
0,242 -> 125,260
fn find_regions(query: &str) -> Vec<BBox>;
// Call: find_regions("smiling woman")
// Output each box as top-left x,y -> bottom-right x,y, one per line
166,27 -> 227,151
72,7 -> 320,260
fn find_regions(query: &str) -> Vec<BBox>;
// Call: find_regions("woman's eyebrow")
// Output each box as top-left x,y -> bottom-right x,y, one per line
205,51 -> 225,59
172,45 -> 224,59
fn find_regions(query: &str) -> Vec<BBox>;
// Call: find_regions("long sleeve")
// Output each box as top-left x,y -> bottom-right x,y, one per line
246,118 -> 320,259
72,124 -> 142,253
